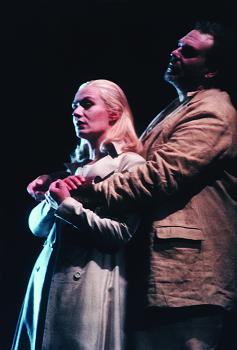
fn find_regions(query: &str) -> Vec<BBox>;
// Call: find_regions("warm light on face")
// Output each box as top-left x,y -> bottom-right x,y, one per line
164,30 -> 215,89
72,86 -> 112,147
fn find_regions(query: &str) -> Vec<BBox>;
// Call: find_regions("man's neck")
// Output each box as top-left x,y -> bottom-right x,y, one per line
176,83 -> 206,102
177,89 -> 187,102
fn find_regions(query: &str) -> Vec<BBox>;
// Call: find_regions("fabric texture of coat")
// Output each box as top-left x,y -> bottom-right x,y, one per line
11,143 -> 145,350
93,89 -> 237,312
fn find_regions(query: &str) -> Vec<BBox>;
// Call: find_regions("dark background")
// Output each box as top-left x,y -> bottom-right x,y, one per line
1,1 -> 236,349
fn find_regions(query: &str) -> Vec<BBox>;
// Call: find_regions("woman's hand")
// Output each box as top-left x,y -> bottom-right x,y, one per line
27,174 -> 53,201
45,180 -> 71,209
45,175 -> 88,209
62,175 -> 86,191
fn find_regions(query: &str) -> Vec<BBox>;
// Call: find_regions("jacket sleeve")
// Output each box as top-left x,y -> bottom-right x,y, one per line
93,109 -> 234,209
55,197 -> 140,249
28,200 -> 56,237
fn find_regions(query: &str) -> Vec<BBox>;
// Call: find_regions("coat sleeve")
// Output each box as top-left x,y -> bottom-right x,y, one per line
55,197 -> 140,249
55,153 -> 145,249
93,109 -> 234,209
28,200 -> 56,237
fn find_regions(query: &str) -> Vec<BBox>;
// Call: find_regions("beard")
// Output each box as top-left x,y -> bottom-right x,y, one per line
163,66 -> 181,87
164,64 -> 206,92
164,60 -> 182,84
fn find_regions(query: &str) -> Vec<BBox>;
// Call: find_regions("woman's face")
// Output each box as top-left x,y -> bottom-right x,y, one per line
72,85 -> 114,146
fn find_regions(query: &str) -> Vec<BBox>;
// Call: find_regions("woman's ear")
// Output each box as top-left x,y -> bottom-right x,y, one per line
108,111 -> 120,125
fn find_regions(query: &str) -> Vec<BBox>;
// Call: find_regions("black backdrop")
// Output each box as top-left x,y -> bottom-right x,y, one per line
1,1 -> 236,349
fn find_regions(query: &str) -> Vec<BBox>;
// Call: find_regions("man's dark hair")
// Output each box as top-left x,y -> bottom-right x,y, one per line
194,20 -> 236,97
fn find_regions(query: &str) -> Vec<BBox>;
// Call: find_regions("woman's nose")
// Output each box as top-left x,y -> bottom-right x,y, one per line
72,106 -> 83,117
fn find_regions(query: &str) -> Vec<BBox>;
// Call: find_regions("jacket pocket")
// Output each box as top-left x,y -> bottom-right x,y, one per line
151,226 -> 204,285
155,225 -> 204,241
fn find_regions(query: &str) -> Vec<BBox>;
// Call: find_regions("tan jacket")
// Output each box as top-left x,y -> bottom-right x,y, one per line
94,89 -> 237,310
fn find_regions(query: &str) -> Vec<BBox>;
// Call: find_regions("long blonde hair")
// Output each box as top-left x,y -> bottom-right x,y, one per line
71,79 -> 142,162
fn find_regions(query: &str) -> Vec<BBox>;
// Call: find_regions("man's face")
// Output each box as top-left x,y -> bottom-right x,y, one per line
164,29 -> 215,89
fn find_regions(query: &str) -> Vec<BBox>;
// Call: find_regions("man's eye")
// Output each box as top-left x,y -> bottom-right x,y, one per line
181,46 -> 198,58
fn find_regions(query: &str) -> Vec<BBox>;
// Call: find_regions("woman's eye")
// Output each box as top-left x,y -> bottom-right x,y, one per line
71,99 -> 94,110
82,102 -> 93,109
80,99 -> 93,109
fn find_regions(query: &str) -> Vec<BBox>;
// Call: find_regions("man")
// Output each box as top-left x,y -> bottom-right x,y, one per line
86,21 -> 237,350
28,21 -> 237,349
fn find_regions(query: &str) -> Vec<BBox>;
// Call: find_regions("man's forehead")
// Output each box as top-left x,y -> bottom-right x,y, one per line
180,30 -> 214,49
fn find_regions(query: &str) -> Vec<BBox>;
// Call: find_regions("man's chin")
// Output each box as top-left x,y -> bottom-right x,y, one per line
164,71 -> 177,83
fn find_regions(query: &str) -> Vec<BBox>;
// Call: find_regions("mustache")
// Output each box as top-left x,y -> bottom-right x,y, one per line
170,54 -> 180,64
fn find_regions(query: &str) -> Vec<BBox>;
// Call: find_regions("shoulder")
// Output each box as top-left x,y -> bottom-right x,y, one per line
187,89 -> 237,121
116,152 -> 145,172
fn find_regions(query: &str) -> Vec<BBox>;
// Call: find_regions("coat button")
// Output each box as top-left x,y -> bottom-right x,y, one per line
73,272 -> 81,280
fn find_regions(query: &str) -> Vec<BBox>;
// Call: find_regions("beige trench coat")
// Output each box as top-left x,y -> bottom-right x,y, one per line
11,145 -> 145,350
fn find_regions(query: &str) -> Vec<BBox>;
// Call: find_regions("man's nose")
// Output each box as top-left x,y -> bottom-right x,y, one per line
170,48 -> 181,61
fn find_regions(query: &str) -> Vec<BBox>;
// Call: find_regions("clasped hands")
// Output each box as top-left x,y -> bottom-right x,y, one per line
27,174 -> 88,209
46,175 -> 87,209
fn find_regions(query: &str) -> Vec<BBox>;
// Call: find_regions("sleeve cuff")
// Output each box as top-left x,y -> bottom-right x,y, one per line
55,197 -> 83,220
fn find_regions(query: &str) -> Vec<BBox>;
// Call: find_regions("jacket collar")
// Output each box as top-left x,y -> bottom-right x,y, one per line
64,140 -> 124,173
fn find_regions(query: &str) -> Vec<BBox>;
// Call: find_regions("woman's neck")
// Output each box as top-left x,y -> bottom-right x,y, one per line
89,142 -> 104,161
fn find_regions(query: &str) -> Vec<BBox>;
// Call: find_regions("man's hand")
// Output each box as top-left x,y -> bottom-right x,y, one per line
27,174 -> 53,201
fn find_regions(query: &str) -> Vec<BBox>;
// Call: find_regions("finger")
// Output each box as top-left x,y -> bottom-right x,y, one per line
49,180 -> 60,191
63,178 -> 78,190
75,175 -> 86,182
36,179 -> 44,185
68,176 -> 83,187
27,186 -> 33,195
68,175 -> 86,187
57,180 -> 68,190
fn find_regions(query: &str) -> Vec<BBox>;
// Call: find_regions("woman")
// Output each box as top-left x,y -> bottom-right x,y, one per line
11,79 -> 145,350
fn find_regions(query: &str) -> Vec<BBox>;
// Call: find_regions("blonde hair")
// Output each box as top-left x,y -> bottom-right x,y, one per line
71,79 -> 142,162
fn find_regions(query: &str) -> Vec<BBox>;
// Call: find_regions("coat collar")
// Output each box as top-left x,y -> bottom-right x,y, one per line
64,141 -> 124,174
99,141 -> 125,158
